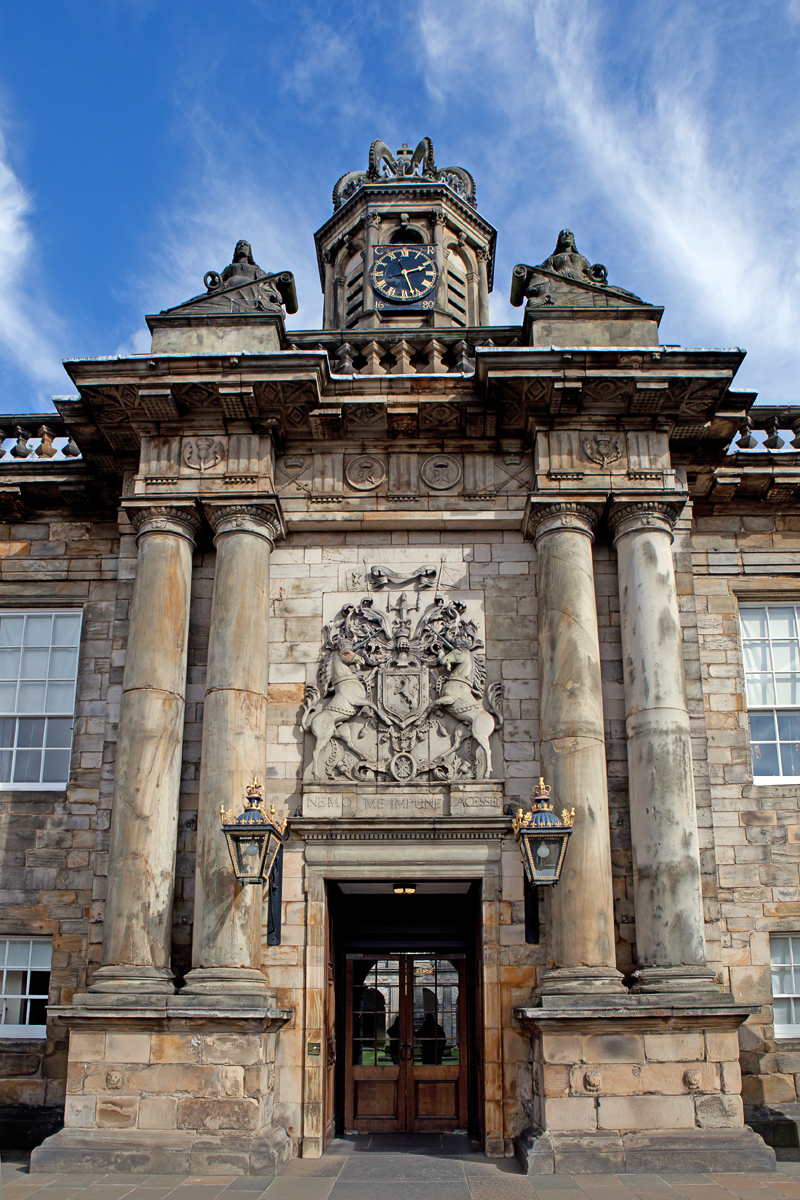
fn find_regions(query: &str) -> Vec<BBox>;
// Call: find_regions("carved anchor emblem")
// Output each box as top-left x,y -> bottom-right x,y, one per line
183,437 -> 223,472
582,433 -> 623,469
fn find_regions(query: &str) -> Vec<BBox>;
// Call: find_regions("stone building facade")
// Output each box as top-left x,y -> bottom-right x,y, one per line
0,138 -> 797,1173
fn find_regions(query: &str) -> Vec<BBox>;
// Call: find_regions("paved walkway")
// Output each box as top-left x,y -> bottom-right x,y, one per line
4,1140 -> 800,1200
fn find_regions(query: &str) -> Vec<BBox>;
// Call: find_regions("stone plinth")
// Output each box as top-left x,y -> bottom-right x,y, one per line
513,995 -> 776,1173
30,1001 -> 293,1175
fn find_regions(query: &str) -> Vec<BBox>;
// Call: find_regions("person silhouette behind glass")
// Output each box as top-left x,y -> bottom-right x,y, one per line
417,987 -> 448,1065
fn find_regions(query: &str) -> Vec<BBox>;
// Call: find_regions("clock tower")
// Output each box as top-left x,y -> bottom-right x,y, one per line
314,137 -> 497,331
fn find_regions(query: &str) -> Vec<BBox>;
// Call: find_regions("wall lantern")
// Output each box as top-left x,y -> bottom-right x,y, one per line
220,778 -> 287,886
393,882 -> 416,894
512,777 -> 575,887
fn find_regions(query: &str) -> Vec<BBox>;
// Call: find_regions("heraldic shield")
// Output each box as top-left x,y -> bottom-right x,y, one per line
378,668 -> 429,728
301,582 -> 503,783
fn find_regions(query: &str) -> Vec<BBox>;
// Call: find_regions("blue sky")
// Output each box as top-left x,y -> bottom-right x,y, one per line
0,0 -> 798,414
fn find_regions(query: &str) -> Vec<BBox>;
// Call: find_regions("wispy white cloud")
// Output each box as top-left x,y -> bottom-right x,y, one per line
117,105 -> 329,353
0,124 -> 71,409
419,0 -> 800,399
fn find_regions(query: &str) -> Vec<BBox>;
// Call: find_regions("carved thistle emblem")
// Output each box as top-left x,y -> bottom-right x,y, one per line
582,433 -> 623,469
302,588 -> 503,784
183,436 -> 223,471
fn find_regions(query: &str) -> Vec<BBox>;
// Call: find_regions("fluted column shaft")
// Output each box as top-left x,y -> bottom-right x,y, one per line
476,247 -> 491,325
531,502 -> 622,995
183,504 -> 282,995
92,506 -> 198,995
611,500 -> 714,992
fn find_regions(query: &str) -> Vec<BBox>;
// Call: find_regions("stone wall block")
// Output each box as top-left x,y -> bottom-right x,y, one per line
96,1096 -> 139,1128
150,1033 -> 201,1064
202,1033 -> 263,1066
176,1097 -> 260,1131
720,1060 -> 742,1093
706,1030 -> 740,1061
541,1096 -> 598,1131
596,1094 -> 695,1130
64,1094 -> 96,1128
694,1093 -> 744,1128
105,1032 -> 151,1064
741,1073 -> 797,1104
138,1096 -> 178,1129
583,1033 -> 644,1063
643,1033 -> 704,1062
70,1031 -> 105,1062
542,1064 -> 570,1096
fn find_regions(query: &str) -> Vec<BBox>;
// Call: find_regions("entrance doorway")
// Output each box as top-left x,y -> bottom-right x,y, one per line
345,954 -> 466,1132
325,882 -> 483,1143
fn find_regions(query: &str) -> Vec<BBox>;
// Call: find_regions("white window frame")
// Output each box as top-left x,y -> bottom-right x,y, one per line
0,936 -> 52,1037
740,603 -> 800,784
0,610 -> 82,791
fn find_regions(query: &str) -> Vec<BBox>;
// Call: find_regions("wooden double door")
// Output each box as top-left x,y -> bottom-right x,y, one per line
343,953 -> 467,1133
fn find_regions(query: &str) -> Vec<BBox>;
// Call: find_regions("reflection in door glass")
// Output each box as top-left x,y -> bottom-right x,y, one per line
351,959 -> 400,1065
413,958 -> 459,1065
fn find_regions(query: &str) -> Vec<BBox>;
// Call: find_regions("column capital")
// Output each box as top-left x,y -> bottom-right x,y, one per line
608,494 -> 687,543
204,501 -> 285,545
126,504 -> 201,546
525,499 -> 603,544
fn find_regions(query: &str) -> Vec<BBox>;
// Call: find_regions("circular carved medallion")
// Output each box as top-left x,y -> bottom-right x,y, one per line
388,752 -> 417,782
420,454 -> 462,490
345,455 -> 386,491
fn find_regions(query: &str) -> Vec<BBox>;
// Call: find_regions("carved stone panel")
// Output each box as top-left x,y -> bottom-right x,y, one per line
301,582 -> 502,785
134,433 -> 275,498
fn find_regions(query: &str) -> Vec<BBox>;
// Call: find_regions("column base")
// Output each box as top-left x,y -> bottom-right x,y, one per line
537,966 -> 626,997
85,965 -> 175,996
30,1126 -> 293,1177
514,990 -> 773,1173
513,1127 -> 776,1174
181,967 -> 270,996
34,999 -> 294,1174
630,965 -> 720,993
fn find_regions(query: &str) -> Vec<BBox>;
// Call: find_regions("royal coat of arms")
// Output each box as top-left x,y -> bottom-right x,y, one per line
302,585 -> 503,783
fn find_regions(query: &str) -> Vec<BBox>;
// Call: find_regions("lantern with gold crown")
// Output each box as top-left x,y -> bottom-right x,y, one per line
220,778 -> 287,886
512,777 -> 575,887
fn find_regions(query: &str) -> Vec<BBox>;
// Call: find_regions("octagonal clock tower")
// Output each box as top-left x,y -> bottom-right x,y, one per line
314,137 -> 497,331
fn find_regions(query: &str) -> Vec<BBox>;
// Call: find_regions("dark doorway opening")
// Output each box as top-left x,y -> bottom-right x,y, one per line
325,882 -> 484,1145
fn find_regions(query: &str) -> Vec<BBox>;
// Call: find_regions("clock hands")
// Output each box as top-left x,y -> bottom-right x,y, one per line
401,264 -> 431,291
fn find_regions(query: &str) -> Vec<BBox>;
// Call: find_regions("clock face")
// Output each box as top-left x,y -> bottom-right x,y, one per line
370,247 -> 438,303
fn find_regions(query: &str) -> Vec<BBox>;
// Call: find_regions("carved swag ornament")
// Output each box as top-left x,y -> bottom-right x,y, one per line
302,583 -> 503,784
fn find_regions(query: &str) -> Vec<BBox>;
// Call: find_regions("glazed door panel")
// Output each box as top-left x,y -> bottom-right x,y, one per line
344,958 -> 404,1133
344,954 -> 466,1134
408,956 -> 465,1133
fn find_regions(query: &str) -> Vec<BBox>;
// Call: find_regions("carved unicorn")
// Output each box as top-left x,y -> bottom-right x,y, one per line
436,646 -> 503,779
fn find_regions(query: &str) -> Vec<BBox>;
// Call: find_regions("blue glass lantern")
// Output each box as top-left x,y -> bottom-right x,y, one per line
513,777 -> 575,887
220,778 -> 286,886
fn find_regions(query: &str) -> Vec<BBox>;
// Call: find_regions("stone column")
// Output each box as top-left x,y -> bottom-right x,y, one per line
182,503 -> 283,996
476,246 -> 491,325
529,501 -> 623,995
363,212 -> 382,329
90,506 -> 199,995
431,208 -> 449,323
610,498 -> 715,992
